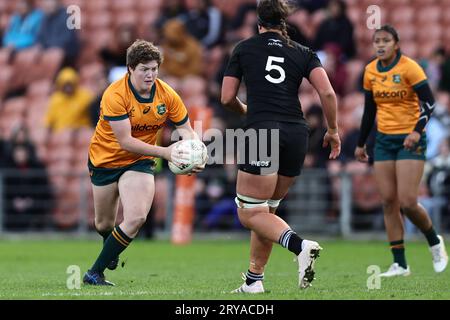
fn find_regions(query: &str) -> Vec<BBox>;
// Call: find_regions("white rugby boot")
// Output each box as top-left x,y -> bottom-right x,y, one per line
297,240 -> 322,289
430,235 -> 448,273
231,274 -> 264,294
379,263 -> 411,277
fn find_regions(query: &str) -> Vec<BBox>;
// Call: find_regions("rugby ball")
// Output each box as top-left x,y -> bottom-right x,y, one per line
168,140 -> 207,175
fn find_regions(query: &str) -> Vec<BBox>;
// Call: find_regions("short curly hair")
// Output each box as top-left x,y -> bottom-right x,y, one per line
126,39 -> 163,72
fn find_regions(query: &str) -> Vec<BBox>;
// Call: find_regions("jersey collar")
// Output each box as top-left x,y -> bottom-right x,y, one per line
127,75 -> 156,103
377,51 -> 401,73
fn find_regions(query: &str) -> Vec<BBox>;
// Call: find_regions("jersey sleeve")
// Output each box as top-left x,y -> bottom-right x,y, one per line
405,59 -> 428,89
166,85 -> 189,126
223,43 -> 243,79
102,90 -> 129,121
362,68 -> 372,92
305,49 -> 323,78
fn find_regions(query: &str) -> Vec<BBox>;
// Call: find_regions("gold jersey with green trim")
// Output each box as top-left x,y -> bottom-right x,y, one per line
363,52 -> 428,134
89,74 -> 188,168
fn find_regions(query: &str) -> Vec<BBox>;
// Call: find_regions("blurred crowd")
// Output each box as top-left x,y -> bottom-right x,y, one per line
0,0 -> 450,233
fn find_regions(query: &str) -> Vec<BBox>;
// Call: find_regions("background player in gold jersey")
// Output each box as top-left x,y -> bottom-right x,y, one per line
83,40 -> 203,286
355,25 -> 448,277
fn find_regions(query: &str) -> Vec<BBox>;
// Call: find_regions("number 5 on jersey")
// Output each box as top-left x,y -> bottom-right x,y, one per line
265,56 -> 285,84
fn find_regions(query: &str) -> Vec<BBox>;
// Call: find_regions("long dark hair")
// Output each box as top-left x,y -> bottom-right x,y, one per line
256,0 -> 294,47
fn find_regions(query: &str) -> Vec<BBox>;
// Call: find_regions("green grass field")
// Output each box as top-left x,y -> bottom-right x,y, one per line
0,238 -> 448,300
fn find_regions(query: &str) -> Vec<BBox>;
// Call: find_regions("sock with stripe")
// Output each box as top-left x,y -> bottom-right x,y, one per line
278,229 -> 303,256
245,270 -> 264,286
91,226 -> 132,273
422,226 -> 440,247
390,240 -> 407,269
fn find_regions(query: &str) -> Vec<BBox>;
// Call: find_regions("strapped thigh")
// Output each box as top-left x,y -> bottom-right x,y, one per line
235,193 -> 268,209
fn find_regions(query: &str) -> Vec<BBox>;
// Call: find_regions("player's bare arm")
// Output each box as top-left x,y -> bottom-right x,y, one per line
308,67 -> 341,159
221,76 -> 247,115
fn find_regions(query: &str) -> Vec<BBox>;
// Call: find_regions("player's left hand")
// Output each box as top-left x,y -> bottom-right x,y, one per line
403,131 -> 421,150
188,155 -> 209,175
323,130 -> 341,159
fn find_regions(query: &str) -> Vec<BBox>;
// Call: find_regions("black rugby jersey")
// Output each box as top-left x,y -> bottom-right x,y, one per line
224,32 -> 322,126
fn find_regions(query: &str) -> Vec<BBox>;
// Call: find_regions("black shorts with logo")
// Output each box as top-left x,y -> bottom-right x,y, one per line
237,120 -> 309,177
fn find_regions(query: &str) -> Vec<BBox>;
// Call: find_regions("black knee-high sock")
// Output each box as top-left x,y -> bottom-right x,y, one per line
279,229 -> 303,256
422,226 -> 440,247
91,226 -> 132,273
390,240 -> 407,269
98,229 -> 112,244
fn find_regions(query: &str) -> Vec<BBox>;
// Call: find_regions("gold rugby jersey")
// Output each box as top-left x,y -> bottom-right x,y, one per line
363,52 -> 428,134
89,74 -> 188,168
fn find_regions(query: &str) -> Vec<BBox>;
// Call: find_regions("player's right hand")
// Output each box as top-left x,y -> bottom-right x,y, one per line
323,131 -> 341,159
354,146 -> 369,163
164,141 -> 190,165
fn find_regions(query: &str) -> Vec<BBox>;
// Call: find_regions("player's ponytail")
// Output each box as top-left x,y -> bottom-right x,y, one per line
257,0 -> 294,47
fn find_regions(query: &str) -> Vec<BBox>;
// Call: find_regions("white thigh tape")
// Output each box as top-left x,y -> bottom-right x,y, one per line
267,199 -> 282,208
235,194 -> 268,209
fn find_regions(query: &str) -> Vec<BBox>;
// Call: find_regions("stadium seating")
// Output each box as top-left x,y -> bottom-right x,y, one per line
1,0 -> 449,232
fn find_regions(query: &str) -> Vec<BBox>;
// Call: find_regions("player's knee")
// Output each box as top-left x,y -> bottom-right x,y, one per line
381,197 -> 398,212
237,210 -> 251,228
399,197 -> 418,212
124,215 -> 147,231
235,194 -> 268,228
95,218 -> 115,232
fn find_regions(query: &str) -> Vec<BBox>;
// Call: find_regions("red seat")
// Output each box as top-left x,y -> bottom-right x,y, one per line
86,29 -> 114,52
111,0 -> 136,11
401,41 -> 418,59
2,97 -> 27,117
10,47 -> 42,90
26,79 -> 53,99
74,127 -> 94,149
113,10 -> 138,28
417,6 -> 441,24
0,65 -> 13,100
48,129 -> 75,149
389,6 -> 414,24
30,48 -> 65,82
85,0 -> 109,12
417,24 -> 442,42
86,11 -> 112,29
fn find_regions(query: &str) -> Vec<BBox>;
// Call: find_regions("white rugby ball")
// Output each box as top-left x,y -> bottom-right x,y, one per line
168,140 -> 207,175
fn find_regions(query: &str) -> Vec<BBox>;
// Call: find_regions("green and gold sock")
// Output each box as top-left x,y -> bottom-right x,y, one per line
91,226 -> 132,273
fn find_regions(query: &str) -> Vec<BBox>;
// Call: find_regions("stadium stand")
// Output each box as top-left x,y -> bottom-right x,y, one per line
0,0 -> 449,234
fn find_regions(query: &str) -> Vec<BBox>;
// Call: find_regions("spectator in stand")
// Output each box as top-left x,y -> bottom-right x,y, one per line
420,48 -> 446,91
321,43 -> 348,96
88,69 -> 110,127
295,0 -> 329,13
438,49 -> 450,94
2,0 -> 44,53
3,142 -> 53,231
179,0 -> 225,48
197,166 -> 240,231
159,19 -> 203,78
45,67 -> 93,132
36,0 -> 80,66
304,104 -> 329,168
424,137 -> 450,229
100,24 -> 137,73
313,0 -> 356,60
0,138 -> 6,168
154,0 -> 187,40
